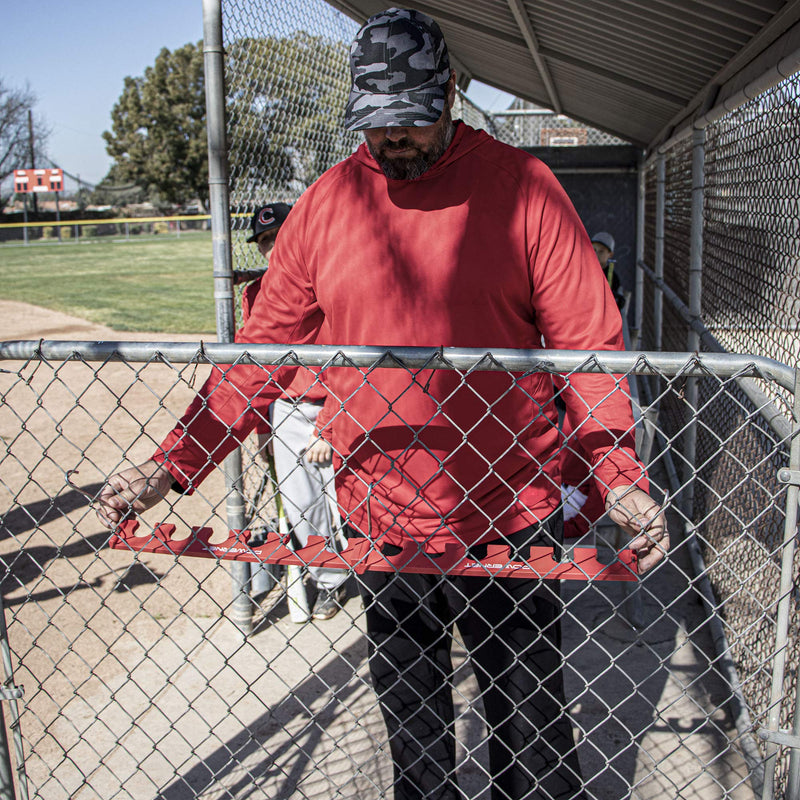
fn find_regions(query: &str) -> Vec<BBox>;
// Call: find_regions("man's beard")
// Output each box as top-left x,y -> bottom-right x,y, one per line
366,108 -> 454,180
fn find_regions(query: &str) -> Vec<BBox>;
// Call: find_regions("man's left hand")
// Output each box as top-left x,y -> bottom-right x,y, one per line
605,486 -> 669,574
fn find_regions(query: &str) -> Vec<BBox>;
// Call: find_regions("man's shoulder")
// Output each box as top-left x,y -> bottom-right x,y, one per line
463,126 -> 556,185
298,149 -> 364,200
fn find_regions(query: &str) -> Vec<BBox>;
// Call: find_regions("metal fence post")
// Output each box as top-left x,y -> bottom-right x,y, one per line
0,593 -> 26,800
789,675 -> 800,798
203,0 -> 252,634
760,368 -> 800,799
682,128 -> 705,519
654,153 -> 665,353
633,157 -> 645,349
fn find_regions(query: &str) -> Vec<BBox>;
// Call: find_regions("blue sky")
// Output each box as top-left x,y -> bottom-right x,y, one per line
3,1 -> 513,192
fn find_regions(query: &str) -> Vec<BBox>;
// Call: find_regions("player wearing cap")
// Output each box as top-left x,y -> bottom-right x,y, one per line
590,231 -> 626,310
98,8 -> 667,798
242,203 -> 348,622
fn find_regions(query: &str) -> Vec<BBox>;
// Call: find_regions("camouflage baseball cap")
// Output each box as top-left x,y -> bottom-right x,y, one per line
344,7 -> 451,131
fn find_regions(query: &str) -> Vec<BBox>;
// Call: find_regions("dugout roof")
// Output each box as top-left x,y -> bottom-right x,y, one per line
327,0 -> 800,152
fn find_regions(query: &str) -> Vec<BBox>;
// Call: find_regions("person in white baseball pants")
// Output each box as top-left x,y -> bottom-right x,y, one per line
270,394 -> 347,619
241,203 -> 348,621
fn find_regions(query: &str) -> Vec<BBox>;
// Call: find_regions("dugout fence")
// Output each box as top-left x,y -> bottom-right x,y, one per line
634,53 -> 800,800
208,0 -> 800,790
208,0 -> 800,788
0,341 -> 797,799
0,0 -> 796,796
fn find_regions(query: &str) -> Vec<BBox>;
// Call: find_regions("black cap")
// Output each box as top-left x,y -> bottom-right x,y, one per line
246,203 -> 292,243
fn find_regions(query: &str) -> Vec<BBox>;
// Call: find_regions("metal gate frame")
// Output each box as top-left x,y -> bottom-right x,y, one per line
0,338 -> 797,798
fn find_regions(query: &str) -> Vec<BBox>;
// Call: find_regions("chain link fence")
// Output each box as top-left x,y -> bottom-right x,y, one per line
0,0 -> 795,797
224,0 -> 360,277
0,342 -> 796,799
224,0 -> 628,284
640,69 -> 800,798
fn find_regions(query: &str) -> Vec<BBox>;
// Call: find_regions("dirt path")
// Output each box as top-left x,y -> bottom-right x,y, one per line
0,299 -> 201,342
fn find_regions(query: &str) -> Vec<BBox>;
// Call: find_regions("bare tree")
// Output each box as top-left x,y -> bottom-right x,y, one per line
0,78 -> 50,204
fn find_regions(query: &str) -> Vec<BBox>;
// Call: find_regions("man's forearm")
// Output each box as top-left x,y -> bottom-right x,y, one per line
151,362 -> 284,491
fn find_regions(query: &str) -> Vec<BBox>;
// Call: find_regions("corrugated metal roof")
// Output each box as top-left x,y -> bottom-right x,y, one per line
328,0 -> 800,149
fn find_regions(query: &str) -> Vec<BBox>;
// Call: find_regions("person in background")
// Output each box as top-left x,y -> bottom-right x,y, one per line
561,231 -> 630,537
243,202 -> 348,621
590,231 -> 626,310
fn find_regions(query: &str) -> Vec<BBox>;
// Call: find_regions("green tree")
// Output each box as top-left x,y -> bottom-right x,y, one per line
225,32 -> 358,202
103,42 -> 208,208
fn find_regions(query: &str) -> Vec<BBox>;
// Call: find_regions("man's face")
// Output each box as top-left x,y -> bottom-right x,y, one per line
255,229 -> 278,259
363,72 -> 457,181
592,242 -> 612,268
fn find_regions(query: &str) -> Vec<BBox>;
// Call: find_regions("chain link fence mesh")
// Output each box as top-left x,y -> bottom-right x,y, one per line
640,71 -> 800,796
224,0 -> 630,286
703,79 -> 800,368
225,0 -> 360,276
0,0 -> 795,796
0,344 -> 794,799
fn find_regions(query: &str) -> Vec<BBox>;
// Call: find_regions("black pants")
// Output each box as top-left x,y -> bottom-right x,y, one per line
354,521 -> 585,800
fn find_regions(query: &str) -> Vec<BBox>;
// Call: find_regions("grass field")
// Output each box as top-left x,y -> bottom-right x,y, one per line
0,231 -> 219,333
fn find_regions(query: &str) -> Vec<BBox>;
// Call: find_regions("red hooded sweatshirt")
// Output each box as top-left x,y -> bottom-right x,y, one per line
155,123 -> 646,552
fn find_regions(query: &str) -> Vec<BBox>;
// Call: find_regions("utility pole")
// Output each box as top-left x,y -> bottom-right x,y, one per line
27,109 -> 38,214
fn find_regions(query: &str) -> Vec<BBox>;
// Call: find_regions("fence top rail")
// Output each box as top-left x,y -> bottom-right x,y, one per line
0,339 -> 795,390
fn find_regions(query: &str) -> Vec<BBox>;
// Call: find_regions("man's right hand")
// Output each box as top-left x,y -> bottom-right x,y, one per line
96,460 -> 174,529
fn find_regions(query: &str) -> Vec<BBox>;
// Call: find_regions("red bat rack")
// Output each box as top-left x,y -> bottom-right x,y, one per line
109,519 -> 638,581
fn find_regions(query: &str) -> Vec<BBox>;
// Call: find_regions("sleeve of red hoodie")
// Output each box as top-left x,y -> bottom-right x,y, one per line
526,160 -> 647,499
152,215 -> 325,491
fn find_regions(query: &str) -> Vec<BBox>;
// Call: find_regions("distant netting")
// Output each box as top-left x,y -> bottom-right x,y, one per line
703,74 -> 800,368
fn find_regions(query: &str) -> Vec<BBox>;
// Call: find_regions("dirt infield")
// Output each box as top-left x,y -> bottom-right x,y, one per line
0,301 -> 755,799
0,299 -> 229,612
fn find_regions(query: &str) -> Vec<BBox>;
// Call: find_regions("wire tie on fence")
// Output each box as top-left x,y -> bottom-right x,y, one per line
421,346 -> 445,394
189,341 -> 206,388
65,469 -> 100,504
21,338 -> 48,386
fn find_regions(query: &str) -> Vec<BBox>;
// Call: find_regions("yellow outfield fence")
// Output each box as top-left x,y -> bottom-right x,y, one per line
0,214 -> 211,231
0,214 -> 217,245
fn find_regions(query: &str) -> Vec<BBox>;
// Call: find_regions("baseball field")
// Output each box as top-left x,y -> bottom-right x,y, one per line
0,231 -> 217,334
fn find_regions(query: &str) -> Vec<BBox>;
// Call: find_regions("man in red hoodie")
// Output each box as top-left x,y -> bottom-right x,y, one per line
97,8 -> 667,799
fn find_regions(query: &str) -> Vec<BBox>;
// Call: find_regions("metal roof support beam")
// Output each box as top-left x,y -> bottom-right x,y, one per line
647,44 -> 800,163
505,0 -> 562,113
